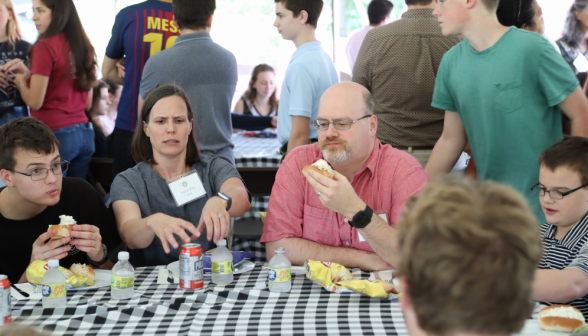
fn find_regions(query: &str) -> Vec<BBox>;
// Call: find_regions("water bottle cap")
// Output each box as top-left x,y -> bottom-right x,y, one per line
48,260 -> 59,267
274,247 -> 285,254
118,251 -> 129,260
218,239 -> 226,246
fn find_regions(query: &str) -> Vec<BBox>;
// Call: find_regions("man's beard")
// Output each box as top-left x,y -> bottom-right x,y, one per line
320,138 -> 351,164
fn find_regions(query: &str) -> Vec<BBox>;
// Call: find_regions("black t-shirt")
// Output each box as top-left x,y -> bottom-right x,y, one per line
0,40 -> 31,115
0,177 -> 121,284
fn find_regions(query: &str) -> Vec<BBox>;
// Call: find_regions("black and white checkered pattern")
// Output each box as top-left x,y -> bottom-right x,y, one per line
12,265 -> 409,335
233,135 -> 282,162
232,238 -> 267,260
234,196 -> 269,222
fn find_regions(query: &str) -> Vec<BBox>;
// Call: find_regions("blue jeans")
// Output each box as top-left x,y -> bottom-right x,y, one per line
0,106 -> 29,126
53,122 -> 95,179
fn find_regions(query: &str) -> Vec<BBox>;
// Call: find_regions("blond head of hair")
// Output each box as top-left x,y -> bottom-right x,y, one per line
397,177 -> 542,335
0,0 -> 21,51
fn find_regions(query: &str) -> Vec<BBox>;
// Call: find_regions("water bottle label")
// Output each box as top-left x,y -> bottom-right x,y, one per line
268,268 -> 291,282
111,276 -> 134,290
41,283 -> 66,298
211,261 -> 232,275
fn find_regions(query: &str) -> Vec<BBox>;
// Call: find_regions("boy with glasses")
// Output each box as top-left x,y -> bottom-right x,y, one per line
532,137 -> 588,319
0,118 -> 121,283
425,0 -> 588,223
262,83 -> 427,270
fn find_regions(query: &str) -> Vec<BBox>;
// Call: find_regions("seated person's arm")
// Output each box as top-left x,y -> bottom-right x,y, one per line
196,177 -> 251,243
18,231 -> 73,283
112,200 -> 200,254
559,86 -> 588,138
286,116 -> 310,153
424,110 -> 467,181
533,268 -> 588,303
101,56 -> 124,85
233,100 -> 245,114
267,237 -> 391,271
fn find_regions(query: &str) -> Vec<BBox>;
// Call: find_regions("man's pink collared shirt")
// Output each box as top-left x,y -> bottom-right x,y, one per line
260,139 -> 428,252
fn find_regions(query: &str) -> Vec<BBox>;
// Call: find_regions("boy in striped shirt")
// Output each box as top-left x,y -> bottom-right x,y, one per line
532,137 -> 588,318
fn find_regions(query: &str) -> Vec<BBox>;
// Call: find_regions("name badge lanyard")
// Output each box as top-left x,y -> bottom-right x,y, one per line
167,169 -> 207,207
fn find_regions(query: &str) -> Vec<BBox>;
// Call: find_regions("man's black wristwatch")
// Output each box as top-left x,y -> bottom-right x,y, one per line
348,205 -> 373,229
217,192 -> 232,211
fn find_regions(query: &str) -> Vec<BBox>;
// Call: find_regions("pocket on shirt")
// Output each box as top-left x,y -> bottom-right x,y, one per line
302,204 -> 335,245
493,80 -> 522,114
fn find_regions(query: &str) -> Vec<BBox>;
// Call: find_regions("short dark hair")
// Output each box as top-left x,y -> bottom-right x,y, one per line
368,0 -> 393,25
106,81 -> 119,96
405,0 -> 433,6
131,84 -> 201,166
173,0 -> 216,31
275,0 -> 323,29
0,117 -> 60,171
539,136 -> 588,186
497,0 -> 533,28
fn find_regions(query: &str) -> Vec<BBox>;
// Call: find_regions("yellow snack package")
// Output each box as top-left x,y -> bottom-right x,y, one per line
26,260 -> 95,288
260,212 -> 267,224
304,260 -> 355,293
337,279 -> 400,300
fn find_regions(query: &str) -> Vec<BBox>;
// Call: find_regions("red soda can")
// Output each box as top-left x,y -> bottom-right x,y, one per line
179,244 -> 204,289
0,275 -> 11,326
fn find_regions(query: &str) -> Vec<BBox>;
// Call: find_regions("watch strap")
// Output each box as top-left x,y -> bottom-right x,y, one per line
217,192 -> 232,211
87,244 -> 108,267
349,205 -> 373,229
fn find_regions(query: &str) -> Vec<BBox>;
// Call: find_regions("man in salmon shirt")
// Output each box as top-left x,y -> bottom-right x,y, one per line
261,82 -> 427,270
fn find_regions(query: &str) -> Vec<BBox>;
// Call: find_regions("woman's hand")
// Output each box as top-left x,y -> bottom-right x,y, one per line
197,196 -> 230,244
146,213 -> 200,254
2,58 -> 30,77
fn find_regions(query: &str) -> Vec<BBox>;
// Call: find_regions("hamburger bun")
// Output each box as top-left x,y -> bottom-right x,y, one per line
331,268 -> 354,283
538,305 -> 585,332
302,159 -> 334,179
48,224 -> 76,240
70,263 -> 96,281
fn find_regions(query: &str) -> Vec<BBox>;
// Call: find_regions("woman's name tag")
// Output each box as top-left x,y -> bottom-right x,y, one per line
168,170 -> 207,207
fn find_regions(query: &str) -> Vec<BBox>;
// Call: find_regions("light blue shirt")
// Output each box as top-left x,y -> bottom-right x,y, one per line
277,41 -> 338,145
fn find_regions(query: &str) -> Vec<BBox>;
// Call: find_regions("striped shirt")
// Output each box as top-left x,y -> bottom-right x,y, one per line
538,212 -> 588,318
105,0 -> 178,132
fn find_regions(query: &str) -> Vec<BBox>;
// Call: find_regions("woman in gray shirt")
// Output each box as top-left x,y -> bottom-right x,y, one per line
108,84 -> 250,267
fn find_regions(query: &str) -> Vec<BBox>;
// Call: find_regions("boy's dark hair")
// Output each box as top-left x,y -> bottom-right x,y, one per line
368,0 -> 393,25
173,0 -> 216,31
539,136 -> 588,186
275,0 -> 324,29
0,117 -> 60,171
405,0 -> 433,6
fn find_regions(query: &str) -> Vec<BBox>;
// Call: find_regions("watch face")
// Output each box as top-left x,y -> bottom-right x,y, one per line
358,215 -> 369,227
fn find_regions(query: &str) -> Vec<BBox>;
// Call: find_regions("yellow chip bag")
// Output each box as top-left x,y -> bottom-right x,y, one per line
337,279 -> 400,300
26,260 -> 95,288
260,212 -> 267,224
304,260 -> 355,293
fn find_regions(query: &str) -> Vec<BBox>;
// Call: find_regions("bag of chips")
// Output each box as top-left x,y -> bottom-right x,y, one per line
26,260 -> 95,288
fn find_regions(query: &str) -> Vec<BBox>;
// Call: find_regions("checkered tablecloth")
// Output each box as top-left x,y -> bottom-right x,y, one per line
11,264 -> 408,335
233,134 -> 282,165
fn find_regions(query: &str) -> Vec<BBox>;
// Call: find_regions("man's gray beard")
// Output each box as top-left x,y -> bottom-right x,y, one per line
322,147 -> 351,164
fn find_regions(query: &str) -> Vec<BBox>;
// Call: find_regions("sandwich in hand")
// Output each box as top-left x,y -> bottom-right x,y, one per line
302,159 -> 334,179
48,215 -> 77,240
538,305 -> 585,332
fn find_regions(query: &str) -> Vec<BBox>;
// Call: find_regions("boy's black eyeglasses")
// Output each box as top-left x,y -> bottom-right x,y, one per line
312,115 -> 372,131
7,160 -> 70,181
531,183 -> 588,200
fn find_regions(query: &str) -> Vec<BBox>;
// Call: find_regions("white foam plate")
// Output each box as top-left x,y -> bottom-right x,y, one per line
166,260 -> 255,275
67,269 -> 112,291
291,266 -> 307,275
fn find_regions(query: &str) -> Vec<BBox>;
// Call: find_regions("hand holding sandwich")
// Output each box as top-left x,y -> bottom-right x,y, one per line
70,225 -> 104,262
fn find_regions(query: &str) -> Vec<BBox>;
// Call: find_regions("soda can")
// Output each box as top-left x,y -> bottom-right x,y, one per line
0,275 -> 11,326
179,243 -> 204,289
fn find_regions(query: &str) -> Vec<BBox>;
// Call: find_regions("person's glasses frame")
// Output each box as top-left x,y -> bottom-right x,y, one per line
531,183 -> 588,200
7,160 -> 70,181
312,114 -> 373,131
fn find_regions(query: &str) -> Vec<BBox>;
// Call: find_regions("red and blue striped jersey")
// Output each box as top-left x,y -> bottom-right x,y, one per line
105,0 -> 179,132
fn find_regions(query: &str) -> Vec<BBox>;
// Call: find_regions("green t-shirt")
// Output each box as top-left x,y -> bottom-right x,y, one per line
432,27 -> 579,223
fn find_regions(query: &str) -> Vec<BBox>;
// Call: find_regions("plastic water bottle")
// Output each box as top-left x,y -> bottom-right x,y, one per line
268,247 -> 291,292
111,252 -> 134,300
41,260 -> 67,308
211,239 -> 233,285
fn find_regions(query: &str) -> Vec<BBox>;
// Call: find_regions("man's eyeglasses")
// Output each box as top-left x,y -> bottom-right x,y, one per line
531,183 -> 588,200
8,160 -> 70,181
311,115 -> 372,131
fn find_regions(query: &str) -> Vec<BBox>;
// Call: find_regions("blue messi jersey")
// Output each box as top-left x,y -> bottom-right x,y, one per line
105,0 -> 179,132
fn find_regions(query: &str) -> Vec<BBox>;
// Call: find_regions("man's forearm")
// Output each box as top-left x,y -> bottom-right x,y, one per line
571,113 -> 588,138
424,135 -> 465,181
533,269 -> 588,303
267,237 -> 382,270
358,216 -> 399,268
287,133 -> 309,153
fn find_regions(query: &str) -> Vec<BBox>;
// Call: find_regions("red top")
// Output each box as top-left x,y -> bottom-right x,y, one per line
260,139 -> 428,253
30,33 -> 88,131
